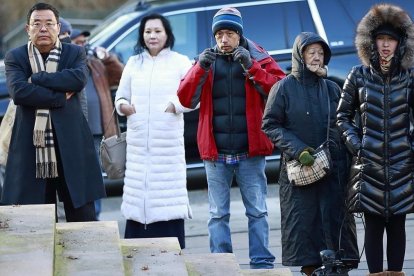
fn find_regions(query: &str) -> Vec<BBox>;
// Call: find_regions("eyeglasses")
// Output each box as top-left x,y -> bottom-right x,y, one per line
30,22 -> 57,30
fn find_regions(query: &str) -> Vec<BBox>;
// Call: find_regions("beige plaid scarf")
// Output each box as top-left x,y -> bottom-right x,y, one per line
28,40 -> 61,178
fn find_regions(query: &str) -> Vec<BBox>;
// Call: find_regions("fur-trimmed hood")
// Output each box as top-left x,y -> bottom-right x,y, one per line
355,3 -> 414,69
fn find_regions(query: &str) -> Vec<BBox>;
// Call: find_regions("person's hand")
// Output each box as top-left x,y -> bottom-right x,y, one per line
120,103 -> 136,116
95,46 -> 109,60
306,147 -> 315,154
233,46 -> 253,69
66,92 -> 75,100
306,64 -> 327,77
299,150 -> 315,166
198,48 -> 216,70
165,102 -> 176,113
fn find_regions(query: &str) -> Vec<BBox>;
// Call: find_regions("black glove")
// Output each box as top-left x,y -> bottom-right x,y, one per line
304,147 -> 315,154
233,46 -> 253,69
198,49 -> 216,70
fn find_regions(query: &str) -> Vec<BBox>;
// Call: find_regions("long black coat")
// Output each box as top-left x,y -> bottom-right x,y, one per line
336,3 -> 414,218
337,66 -> 414,217
2,43 -> 106,208
262,32 -> 358,266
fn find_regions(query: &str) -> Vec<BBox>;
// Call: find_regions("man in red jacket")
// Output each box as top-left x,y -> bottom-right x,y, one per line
177,7 -> 285,269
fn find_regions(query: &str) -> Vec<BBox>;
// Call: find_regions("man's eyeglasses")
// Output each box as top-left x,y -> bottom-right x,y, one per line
30,22 -> 57,30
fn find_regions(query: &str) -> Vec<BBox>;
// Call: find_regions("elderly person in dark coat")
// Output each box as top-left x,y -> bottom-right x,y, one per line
1,2 -> 105,221
262,32 -> 359,275
337,4 -> 414,275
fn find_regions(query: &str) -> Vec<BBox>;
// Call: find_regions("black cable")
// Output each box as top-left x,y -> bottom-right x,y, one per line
358,212 -> 366,260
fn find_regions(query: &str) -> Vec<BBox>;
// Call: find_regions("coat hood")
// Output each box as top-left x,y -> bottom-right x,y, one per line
291,32 -> 331,81
355,3 -> 414,69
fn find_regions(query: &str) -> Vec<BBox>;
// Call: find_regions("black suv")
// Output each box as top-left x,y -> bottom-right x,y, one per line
89,0 -> 414,190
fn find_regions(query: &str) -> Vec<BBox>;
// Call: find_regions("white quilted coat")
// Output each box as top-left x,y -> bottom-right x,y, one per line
115,48 -> 192,224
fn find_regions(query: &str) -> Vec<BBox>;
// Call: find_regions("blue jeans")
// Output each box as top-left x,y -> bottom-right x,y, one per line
204,156 -> 275,269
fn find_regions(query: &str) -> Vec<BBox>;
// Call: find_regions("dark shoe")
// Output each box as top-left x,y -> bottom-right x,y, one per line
301,266 -> 318,276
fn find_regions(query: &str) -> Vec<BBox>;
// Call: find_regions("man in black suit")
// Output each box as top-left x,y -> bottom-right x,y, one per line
2,2 -> 106,221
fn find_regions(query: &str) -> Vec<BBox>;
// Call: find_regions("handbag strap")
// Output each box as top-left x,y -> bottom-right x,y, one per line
103,108 -> 121,138
321,79 -> 330,142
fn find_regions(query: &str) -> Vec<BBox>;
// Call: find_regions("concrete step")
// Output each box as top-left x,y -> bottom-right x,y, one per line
1,203 -> 293,275
120,237 -> 188,276
0,204 -> 55,276
184,253 -> 242,276
241,268 -> 293,276
55,221 -> 124,276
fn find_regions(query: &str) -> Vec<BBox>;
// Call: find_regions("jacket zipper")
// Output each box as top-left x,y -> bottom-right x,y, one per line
147,58 -> 155,150
384,77 -> 390,219
229,55 -> 234,149
144,170 -> 148,229
144,57 -> 156,227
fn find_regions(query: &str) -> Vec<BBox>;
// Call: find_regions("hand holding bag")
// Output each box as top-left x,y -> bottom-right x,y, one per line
286,141 -> 332,186
286,81 -> 332,186
99,108 -> 126,179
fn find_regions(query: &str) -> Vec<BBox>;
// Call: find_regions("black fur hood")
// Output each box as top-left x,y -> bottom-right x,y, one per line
355,3 -> 414,69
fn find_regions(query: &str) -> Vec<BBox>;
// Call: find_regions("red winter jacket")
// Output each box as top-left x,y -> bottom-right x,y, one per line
177,39 -> 285,160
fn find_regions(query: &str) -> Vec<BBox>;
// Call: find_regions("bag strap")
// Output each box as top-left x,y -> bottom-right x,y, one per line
321,79 -> 330,142
103,108 -> 121,139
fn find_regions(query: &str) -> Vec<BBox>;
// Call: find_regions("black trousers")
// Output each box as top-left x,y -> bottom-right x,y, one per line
364,213 -> 406,273
124,219 -> 185,249
44,143 -> 96,222
45,176 -> 96,222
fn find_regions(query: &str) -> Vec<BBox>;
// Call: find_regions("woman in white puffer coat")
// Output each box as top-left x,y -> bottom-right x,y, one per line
115,13 -> 192,248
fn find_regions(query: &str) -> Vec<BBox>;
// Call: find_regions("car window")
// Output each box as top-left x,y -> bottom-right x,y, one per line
205,1 -> 315,53
89,12 -> 140,48
167,13 -> 198,60
112,29 -> 138,64
317,0 -> 414,49
0,60 -> 9,118
239,1 -> 316,51
0,61 -> 5,83
0,60 -> 7,96
111,12 -> 198,63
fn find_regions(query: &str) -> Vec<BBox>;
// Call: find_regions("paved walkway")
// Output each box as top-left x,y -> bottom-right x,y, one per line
100,184 -> 414,276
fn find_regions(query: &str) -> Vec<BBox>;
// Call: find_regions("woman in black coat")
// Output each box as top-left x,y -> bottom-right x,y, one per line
262,32 -> 359,275
336,4 -> 414,276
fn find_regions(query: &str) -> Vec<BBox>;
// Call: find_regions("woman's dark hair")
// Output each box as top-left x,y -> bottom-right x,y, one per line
27,3 -> 59,24
134,13 -> 175,55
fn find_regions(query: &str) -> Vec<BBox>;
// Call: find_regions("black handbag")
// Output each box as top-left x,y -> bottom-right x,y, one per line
99,108 -> 126,179
286,81 -> 332,186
